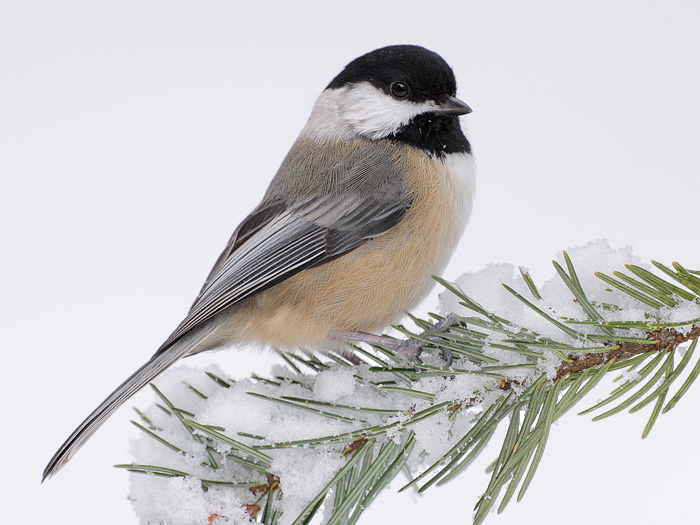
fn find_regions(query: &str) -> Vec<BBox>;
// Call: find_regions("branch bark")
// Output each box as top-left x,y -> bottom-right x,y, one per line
555,325 -> 700,380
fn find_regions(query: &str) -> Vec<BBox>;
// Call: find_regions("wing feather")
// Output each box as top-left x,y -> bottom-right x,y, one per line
159,140 -> 414,352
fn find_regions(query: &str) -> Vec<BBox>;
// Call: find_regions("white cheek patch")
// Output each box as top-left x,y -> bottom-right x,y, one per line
339,83 -> 436,139
302,83 -> 437,141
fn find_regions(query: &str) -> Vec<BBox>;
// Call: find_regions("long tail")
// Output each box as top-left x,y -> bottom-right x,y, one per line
42,326 -> 214,481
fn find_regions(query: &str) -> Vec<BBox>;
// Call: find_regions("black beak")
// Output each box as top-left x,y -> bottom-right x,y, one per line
435,96 -> 472,116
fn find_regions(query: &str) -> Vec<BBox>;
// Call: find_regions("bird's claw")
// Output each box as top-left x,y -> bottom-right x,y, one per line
440,346 -> 454,367
394,338 -> 425,364
393,313 -> 461,367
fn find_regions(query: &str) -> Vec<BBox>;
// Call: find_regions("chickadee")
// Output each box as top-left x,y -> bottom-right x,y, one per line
43,44 -> 475,480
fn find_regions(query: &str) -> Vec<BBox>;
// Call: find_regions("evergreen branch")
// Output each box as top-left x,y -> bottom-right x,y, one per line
125,251 -> 700,525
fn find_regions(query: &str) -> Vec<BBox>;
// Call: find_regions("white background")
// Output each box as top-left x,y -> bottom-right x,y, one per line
2,1 -> 699,523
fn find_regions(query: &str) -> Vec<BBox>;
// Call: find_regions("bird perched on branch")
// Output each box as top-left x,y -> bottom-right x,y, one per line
43,44 -> 475,480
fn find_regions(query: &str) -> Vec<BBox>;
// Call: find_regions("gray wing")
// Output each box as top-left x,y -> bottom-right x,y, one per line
42,141 -> 412,480
159,141 -> 412,352
192,197 -> 288,302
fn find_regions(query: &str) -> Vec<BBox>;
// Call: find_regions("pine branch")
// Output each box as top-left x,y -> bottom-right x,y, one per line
123,245 -> 700,524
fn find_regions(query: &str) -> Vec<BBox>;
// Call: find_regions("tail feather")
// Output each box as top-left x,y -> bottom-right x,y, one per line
42,327 -> 213,481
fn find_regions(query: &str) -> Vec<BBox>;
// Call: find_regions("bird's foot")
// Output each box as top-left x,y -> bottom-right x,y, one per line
337,313 -> 461,366
398,313 -> 460,366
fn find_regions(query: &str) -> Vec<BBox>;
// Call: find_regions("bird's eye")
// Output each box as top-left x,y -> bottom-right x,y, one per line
390,81 -> 410,99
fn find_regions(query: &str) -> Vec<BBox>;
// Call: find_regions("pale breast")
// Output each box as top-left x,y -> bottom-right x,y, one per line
230,145 -> 475,349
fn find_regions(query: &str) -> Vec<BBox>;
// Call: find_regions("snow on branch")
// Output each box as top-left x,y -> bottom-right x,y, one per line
121,241 -> 700,525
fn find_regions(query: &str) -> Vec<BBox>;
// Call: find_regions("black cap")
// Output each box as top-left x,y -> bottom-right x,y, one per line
327,45 -> 459,104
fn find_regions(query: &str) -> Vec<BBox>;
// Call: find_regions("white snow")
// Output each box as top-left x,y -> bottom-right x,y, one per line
129,475 -> 251,525
313,368 -> 356,402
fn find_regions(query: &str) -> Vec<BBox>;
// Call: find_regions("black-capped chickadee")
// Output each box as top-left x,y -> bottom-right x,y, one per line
43,44 -> 475,480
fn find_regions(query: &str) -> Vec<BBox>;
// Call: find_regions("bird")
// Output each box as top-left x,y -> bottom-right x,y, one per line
42,44 -> 475,481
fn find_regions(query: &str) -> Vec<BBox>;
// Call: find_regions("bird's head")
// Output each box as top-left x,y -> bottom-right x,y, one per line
303,45 -> 472,149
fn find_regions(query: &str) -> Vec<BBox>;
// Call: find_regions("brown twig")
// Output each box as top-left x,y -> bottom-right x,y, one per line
555,325 -> 700,381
